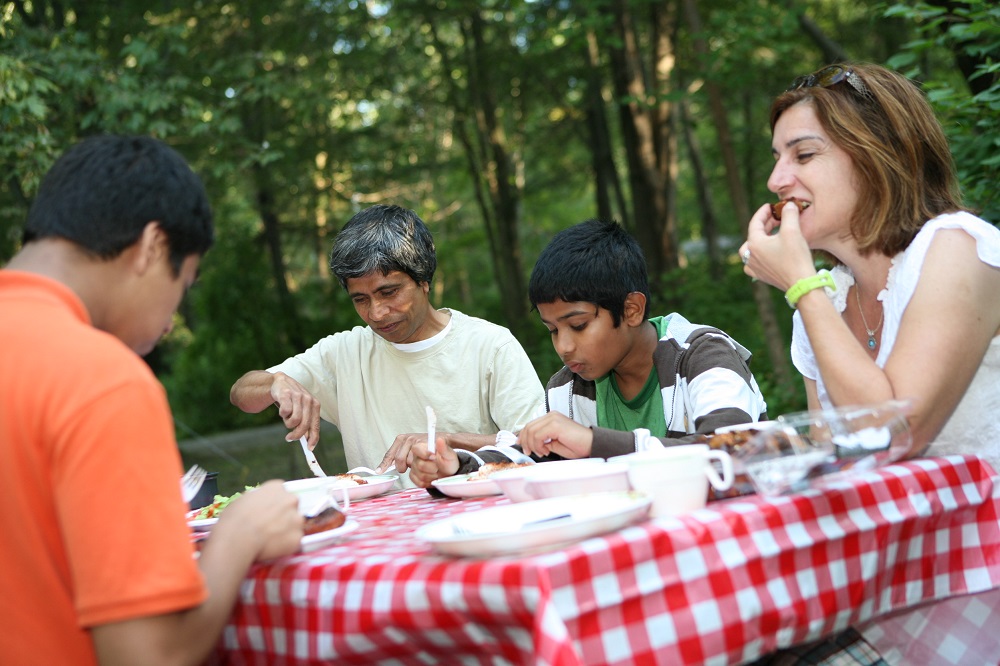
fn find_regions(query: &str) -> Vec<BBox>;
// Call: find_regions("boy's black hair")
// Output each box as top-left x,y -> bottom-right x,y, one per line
23,135 -> 214,275
528,218 -> 650,326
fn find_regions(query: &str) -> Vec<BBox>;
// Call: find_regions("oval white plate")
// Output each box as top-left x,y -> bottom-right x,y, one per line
417,491 -> 652,557
300,519 -> 360,553
341,474 -> 398,500
285,474 -> 399,502
430,473 -> 503,498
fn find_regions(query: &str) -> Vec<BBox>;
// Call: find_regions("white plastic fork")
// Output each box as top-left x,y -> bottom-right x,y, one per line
180,465 -> 208,504
346,462 -> 397,477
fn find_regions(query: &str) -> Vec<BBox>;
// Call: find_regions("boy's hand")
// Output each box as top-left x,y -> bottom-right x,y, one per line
407,437 -> 460,487
517,412 -> 593,459
214,480 -> 303,561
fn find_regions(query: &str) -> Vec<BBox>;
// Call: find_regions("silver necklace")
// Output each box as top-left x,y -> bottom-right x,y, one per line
855,283 -> 883,350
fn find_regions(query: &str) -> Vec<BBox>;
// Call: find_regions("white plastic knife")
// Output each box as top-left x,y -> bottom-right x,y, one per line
299,436 -> 327,477
426,405 -> 436,455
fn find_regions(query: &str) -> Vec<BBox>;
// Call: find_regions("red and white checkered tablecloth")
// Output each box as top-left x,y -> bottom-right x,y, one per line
209,455 -> 1000,666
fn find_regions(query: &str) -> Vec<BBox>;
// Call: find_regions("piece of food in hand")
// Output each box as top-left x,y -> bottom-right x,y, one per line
466,461 -> 532,481
303,506 -> 347,535
770,198 -> 810,220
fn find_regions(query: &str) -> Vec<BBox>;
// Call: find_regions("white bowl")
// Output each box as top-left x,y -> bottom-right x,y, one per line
283,476 -> 360,512
492,459 -> 606,503
521,461 -> 631,500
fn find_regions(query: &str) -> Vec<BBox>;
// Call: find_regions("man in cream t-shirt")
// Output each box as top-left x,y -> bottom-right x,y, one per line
231,204 -> 543,487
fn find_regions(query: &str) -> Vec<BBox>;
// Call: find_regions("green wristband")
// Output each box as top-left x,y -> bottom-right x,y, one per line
785,270 -> 836,309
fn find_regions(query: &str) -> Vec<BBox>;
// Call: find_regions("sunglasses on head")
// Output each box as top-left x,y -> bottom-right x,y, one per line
786,64 -> 871,97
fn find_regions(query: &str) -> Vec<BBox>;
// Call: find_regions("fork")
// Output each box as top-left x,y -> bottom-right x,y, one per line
180,465 -> 208,504
346,462 -> 397,477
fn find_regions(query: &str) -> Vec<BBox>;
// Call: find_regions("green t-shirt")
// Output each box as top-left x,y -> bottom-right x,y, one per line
594,316 -> 669,434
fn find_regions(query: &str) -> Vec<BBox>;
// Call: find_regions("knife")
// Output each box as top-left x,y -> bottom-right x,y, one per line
299,436 -> 327,477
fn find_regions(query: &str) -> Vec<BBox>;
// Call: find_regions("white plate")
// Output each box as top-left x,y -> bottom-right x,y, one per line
285,474 -> 399,503
187,517 -> 218,532
300,519 -> 360,553
340,474 -> 398,500
417,491 -> 652,557
430,473 -> 503,498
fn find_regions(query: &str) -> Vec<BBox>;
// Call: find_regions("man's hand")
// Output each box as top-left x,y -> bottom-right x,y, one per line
231,370 -> 323,450
269,373 -> 322,450
407,439 -> 460,488
516,411 -> 594,459
379,432 -> 423,475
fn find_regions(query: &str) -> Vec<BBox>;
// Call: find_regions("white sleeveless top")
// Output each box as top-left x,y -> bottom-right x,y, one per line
791,212 -> 1000,469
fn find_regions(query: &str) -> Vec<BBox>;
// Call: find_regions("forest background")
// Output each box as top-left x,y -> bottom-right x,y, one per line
3,0 -> 998,490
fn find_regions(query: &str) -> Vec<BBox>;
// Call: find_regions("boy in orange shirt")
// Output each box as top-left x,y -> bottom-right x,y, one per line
0,135 -> 303,665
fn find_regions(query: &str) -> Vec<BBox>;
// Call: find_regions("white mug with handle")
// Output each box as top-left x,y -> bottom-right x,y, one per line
611,443 -> 733,518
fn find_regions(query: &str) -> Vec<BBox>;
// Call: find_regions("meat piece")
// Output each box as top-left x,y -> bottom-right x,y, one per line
770,198 -> 810,220
303,506 -> 346,535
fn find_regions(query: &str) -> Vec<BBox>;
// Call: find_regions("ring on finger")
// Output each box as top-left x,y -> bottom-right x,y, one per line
741,248 -> 751,264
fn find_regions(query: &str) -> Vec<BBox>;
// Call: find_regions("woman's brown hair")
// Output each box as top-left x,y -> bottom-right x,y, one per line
769,63 -> 963,258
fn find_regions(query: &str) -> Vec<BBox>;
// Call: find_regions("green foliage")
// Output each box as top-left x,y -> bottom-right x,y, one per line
884,0 -> 1000,222
5,0 -> 995,439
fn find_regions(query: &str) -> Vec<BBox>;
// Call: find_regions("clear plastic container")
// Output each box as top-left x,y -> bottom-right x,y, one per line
735,401 -> 912,497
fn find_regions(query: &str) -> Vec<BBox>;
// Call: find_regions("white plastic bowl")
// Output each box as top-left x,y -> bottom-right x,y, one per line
520,461 -> 631,500
283,477 -> 358,512
492,459 -> 606,503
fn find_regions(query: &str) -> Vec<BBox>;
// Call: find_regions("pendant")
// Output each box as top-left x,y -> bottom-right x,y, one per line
867,335 -> 876,350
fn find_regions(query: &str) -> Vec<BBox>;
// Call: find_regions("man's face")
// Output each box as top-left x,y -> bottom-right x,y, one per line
346,270 -> 434,344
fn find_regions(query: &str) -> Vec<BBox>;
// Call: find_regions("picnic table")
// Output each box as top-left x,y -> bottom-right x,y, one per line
209,455 -> 1000,665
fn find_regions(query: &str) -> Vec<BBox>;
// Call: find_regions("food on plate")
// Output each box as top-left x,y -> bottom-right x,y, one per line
303,506 -> 347,535
188,486 -> 256,521
333,473 -> 368,485
770,198 -> 810,220
704,428 -> 762,455
466,462 -> 532,481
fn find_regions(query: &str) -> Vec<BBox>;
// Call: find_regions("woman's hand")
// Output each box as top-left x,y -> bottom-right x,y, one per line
740,202 -> 816,292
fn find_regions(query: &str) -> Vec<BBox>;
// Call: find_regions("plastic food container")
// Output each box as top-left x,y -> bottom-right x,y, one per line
735,401 -> 912,497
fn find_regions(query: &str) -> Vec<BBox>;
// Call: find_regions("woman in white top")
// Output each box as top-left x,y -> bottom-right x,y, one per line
740,62 -> 1000,469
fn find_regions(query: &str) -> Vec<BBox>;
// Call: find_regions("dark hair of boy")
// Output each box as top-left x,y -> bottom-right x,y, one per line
528,218 -> 650,325
23,134 -> 214,274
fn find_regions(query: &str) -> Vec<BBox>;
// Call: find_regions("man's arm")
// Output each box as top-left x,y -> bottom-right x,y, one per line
231,370 -> 322,448
230,370 -> 282,413
90,482 -> 302,666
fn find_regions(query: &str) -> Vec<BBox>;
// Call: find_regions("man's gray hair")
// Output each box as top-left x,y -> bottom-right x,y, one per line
329,204 -> 437,290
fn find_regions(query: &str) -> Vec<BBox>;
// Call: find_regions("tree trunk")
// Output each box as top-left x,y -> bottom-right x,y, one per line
584,28 -> 624,222
253,161 -> 306,353
682,0 -> 797,399
429,12 -> 529,335
678,98 -> 721,277
603,0 -> 679,280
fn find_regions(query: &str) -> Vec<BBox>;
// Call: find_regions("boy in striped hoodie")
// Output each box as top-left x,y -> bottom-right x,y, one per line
409,219 -> 768,483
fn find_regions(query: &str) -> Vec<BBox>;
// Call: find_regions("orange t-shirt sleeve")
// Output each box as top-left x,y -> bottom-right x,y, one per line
53,371 -> 206,627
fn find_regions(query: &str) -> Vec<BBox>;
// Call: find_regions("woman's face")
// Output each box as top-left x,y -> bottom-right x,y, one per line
768,102 -> 859,253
